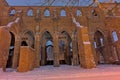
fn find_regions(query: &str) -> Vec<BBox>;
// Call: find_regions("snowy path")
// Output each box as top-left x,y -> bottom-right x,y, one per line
0,65 -> 120,80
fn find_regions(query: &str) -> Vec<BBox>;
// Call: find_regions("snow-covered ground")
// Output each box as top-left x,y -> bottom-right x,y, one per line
0,64 -> 120,80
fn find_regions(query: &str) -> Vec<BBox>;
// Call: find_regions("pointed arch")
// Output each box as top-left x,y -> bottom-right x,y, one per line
9,8 -> 16,16
94,30 -> 106,64
27,9 -> 33,16
76,9 -> 82,16
44,9 -> 50,16
40,31 -> 54,65
21,30 -> 35,48
59,31 -> 73,65
60,9 -> 66,16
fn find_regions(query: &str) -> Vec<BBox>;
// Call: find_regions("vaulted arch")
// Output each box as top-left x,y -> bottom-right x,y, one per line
94,30 -> 105,64
59,31 -> 73,65
21,30 -> 35,48
40,31 -> 54,66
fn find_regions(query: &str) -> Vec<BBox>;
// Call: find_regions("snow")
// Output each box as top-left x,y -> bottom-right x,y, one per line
7,17 -> 20,27
72,17 -> 83,28
83,41 -> 91,44
1,65 -> 120,80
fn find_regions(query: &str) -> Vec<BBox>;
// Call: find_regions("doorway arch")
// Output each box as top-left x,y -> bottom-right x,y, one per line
40,31 -> 54,66
94,30 -> 105,64
59,31 -> 73,65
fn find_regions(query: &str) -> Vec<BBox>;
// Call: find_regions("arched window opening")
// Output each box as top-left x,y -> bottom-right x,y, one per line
112,31 -> 118,42
9,9 -> 16,16
44,9 -> 50,16
21,41 -> 28,46
27,9 -> 33,16
60,10 -> 66,16
76,10 -> 82,16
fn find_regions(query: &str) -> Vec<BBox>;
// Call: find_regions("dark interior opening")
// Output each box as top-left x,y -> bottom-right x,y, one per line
21,41 -> 28,46
6,32 -> 15,68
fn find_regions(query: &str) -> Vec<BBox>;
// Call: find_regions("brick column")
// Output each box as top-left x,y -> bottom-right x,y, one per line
34,33 -> 40,67
89,34 -> 98,65
102,35 -> 112,63
12,36 -> 20,68
53,33 -> 60,67
72,39 -> 79,66
65,44 -> 69,64
78,27 -> 96,69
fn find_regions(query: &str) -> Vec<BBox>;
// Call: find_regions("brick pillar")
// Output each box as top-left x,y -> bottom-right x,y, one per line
53,34 -> 60,67
72,39 -> 79,66
103,36 -> 111,63
78,27 -> 96,69
65,44 -> 69,64
12,36 -> 20,68
34,34 -> 40,67
41,46 -> 46,66
89,34 -> 98,65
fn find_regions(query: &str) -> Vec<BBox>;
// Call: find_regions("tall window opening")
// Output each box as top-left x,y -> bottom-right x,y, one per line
60,10 -> 66,16
44,9 -> 50,16
27,9 -> 33,16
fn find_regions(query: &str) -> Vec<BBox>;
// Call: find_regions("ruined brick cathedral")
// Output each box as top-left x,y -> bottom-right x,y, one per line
0,0 -> 120,72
